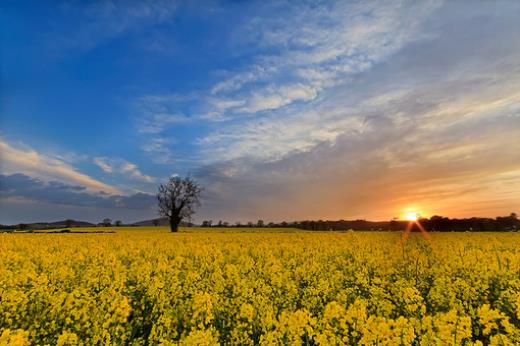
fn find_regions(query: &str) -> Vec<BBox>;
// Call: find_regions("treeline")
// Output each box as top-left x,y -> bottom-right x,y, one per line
292,214 -> 519,232
3,213 -> 518,232
200,213 -> 519,232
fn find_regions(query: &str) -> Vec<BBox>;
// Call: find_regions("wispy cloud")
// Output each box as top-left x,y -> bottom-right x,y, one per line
93,157 -> 155,183
135,94 -> 194,134
0,138 -> 119,194
137,113 -> 190,134
202,1 -> 441,119
136,1 -> 443,163
141,137 -> 175,164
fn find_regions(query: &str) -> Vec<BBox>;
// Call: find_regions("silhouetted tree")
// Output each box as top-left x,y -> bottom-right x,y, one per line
257,219 -> 264,227
157,176 -> 201,232
102,218 -> 112,227
115,220 -> 122,226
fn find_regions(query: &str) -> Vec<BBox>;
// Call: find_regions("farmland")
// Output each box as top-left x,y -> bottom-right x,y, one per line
1,228 -> 520,345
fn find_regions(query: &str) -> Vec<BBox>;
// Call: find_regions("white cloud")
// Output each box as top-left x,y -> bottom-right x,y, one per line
204,0 -> 442,118
237,84 -> 318,114
93,157 -> 113,173
93,157 -> 155,183
0,138 -> 119,194
138,1 -> 443,163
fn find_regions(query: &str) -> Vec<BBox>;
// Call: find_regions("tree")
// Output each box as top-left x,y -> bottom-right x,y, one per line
152,219 -> 160,227
102,218 -> 112,227
115,220 -> 122,227
157,176 -> 201,232
257,219 -> 264,227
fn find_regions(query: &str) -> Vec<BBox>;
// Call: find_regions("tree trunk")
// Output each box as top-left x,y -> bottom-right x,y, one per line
169,217 -> 180,232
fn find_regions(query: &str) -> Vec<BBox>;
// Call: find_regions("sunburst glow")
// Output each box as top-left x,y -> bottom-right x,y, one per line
404,212 -> 418,221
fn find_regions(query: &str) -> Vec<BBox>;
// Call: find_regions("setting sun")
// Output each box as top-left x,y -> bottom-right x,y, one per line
404,212 -> 418,221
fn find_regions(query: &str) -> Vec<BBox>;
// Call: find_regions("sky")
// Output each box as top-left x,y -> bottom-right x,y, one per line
1,0 -> 520,224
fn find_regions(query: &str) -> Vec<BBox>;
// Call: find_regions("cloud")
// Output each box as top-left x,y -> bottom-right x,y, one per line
0,173 -> 155,210
137,112 -> 190,134
135,94 -> 195,134
0,138 -> 119,194
190,0 -> 520,163
188,0 -> 520,221
202,1 -> 441,118
141,137 -> 175,164
93,157 -> 113,173
195,108 -> 520,221
93,157 -> 155,183
136,1 -> 443,162
237,84 -> 319,114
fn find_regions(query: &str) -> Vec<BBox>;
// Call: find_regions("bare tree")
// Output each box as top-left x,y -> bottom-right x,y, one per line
157,176 -> 201,232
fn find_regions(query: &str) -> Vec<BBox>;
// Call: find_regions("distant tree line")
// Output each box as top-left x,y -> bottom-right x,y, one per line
2,212 -> 518,233
198,213 -> 519,232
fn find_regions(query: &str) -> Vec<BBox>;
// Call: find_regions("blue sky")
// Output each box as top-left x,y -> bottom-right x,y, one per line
1,0 -> 520,224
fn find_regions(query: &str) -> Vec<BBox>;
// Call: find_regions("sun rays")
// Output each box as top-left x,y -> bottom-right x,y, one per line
401,209 -> 431,242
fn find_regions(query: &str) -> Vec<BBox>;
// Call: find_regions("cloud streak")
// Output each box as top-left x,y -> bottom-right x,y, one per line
0,138 -> 119,194
137,1 -> 443,162
93,157 -> 155,183
0,173 -> 155,210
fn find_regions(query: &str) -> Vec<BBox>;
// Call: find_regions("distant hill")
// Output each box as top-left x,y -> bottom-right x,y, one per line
47,220 -> 96,227
1,219 -> 96,229
132,217 -> 169,226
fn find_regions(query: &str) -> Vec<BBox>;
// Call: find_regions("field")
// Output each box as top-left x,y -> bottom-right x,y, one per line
1,228 -> 520,345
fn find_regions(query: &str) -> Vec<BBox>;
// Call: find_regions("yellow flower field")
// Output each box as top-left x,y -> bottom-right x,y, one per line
1,228 -> 520,345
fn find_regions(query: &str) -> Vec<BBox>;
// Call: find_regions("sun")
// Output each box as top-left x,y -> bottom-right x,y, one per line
404,212 -> 418,221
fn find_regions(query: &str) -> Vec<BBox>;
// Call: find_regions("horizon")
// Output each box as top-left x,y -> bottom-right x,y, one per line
3,212 -> 519,228
2,0 -> 520,224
